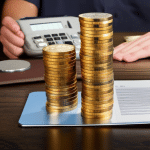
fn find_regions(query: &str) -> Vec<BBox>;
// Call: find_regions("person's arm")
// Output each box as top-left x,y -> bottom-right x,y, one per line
0,0 -> 38,58
2,0 -> 38,20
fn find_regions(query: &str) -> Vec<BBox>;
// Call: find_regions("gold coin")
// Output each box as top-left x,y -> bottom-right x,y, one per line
46,87 -> 77,94
81,93 -> 113,102
43,62 -> 76,69
47,95 -> 77,103
47,97 -> 78,107
82,72 -> 113,79
82,75 -> 114,83
43,55 -> 76,62
81,31 -> 113,38
80,50 -> 113,57
46,90 -> 77,100
82,81 -> 113,89
79,13 -> 113,22
81,108 -> 112,115
81,67 -> 113,73
45,80 -> 77,88
80,61 -> 112,67
45,73 -> 76,80
79,18 -> 113,24
80,58 -> 113,65
80,34 -> 113,41
81,28 -> 113,35
82,80 -> 113,87
45,77 -> 77,86
80,23 -> 113,28
81,70 -> 113,78
82,76 -> 114,83
46,101 -> 78,113
81,105 -> 113,113
82,86 -> 113,94
82,86 -> 113,96
81,44 -> 113,50
43,44 -> 75,55
43,52 -> 76,58
81,109 -> 112,119
44,65 -> 76,72
80,24 -> 113,31
82,99 -> 113,108
82,78 -> 113,85
46,99 -> 78,109
82,96 -> 113,104
80,45 -> 113,51
46,87 -> 77,95
83,117 -> 111,124
80,53 -> 113,60
81,64 -> 113,71
81,39 -> 113,45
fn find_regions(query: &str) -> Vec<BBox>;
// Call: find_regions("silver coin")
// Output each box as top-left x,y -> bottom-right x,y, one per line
0,60 -> 31,73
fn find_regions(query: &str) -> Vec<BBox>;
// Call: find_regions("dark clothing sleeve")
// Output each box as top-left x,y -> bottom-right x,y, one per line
24,0 -> 150,32
25,0 -> 40,9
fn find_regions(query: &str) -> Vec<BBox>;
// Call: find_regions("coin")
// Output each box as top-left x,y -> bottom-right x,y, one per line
46,101 -> 78,113
79,13 -> 113,22
81,28 -> 113,34
80,34 -> 113,41
43,44 -> 75,55
79,18 -> 113,24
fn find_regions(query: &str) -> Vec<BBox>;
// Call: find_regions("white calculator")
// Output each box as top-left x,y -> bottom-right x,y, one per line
17,17 -> 81,59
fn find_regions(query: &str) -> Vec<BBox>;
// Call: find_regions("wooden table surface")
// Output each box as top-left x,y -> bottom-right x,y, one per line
1,32 -> 150,150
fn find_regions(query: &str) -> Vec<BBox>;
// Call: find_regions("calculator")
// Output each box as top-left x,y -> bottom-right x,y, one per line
17,16 -> 81,59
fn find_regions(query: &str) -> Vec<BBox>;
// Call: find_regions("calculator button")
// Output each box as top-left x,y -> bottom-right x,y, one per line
59,33 -> 66,36
34,38 -> 44,43
48,42 -> 55,45
37,42 -> 48,47
54,37 -> 61,40
70,34 -> 78,39
73,39 -> 80,45
64,41 -> 73,45
52,34 -> 58,37
56,40 -> 64,44
46,38 -> 53,41
34,36 -> 42,39
61,36 -> 68,40
44,34 -> 51,38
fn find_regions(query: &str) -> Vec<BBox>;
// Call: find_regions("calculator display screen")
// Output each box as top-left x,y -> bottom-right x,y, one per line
30,22 -> 63,31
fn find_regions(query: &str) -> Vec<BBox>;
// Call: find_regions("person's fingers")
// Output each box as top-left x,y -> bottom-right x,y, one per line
114,32 -> 150,55
3,47 -> 18,59
113,37 -> 150,61
113,42 -> 127,55
1,26 -> 24,47
123,45 -> 150,62
2,16 -> 23,39
1,35 -> 24,57
16,30 -> 25,39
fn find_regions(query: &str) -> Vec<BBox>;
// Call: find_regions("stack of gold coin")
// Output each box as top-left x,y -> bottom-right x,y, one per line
42,44 -> 78,113
79,13 -> 114,120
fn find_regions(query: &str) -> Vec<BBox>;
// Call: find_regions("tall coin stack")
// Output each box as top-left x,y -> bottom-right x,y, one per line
43,44 -> 78,113
79,13 -> 114,121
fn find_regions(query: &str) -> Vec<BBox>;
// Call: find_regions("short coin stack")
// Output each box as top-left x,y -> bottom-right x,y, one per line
42,44 -> 78,113
79,13 -> 114,120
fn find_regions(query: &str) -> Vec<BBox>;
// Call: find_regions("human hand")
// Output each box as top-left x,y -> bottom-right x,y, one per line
0,16 -> 25,59
113,32 -> 150,62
